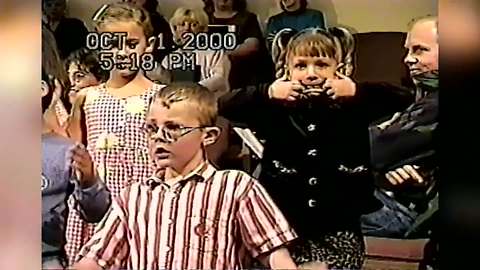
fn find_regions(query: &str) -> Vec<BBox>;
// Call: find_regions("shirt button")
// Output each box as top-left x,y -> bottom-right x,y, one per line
307,149 -> 318,157
307,124 -> 316,132
308,199 -> 317,208
308,177 -> 318,186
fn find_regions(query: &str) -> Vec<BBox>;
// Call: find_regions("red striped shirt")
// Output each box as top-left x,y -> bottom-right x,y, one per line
77,162 -> 297,269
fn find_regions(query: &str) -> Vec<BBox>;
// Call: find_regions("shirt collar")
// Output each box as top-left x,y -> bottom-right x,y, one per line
144,161 -> 217,188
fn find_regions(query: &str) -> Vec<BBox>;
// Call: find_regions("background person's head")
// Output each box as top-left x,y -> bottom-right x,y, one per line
65,48 -> 108,104
170,8 -> 209,45
42,0 -> 66,24
280,0 -> 307,12
404,15 -> 438,84
94,2 -> 156,78
205,0 -> 246,13
124,0 -> 159,13
146,82 -> 220,173
276,27 -> 354,87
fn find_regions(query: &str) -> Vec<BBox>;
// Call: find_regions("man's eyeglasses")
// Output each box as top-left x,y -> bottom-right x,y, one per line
145,122 -> 207,143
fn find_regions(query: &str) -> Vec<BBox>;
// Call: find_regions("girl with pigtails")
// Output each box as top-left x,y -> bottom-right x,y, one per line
218,27 -> 412,269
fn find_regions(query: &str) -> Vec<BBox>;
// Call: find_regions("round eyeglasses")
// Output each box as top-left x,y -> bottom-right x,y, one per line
145,122 -> 208,143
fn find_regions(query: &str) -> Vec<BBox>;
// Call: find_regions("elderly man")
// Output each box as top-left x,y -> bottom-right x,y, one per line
361,15 -> 439,270
361,15 -> 438,238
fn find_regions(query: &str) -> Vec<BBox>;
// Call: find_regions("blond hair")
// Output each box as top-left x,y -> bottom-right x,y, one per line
93,2 -> 153,38
408,15 -> 438,40
408,15 -> 438,30
151,83 -> 217,126
170,7 -> 209,35
273,27 -> 355,79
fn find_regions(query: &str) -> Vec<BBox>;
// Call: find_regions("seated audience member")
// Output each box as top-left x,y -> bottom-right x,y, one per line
65,48 -> 108,106
164,7 -> 231,97
42,0 -> 89,60
73,82 -> 298,270
362,16 -> 439,270
266,0 -> 326,52
203,0 -> 275,88
361,15 -> 439,240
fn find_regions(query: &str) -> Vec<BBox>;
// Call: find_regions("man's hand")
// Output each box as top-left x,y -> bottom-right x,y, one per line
68,143 -> 96,188
385,165 -> 423,185
268,77 -> 305,101
321,71 -> 356,99
377,112 -> 402,130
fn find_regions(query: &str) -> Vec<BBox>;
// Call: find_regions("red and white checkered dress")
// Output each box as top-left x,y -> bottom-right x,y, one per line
65,83 -> 164,265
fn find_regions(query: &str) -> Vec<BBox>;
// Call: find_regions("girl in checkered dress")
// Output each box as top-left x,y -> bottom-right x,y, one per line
65,3 -> 164,265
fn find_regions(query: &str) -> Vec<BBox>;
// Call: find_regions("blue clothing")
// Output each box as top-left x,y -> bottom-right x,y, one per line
266,9 -> 326,50
42,134 -> 111,259
360,189 -> 418,238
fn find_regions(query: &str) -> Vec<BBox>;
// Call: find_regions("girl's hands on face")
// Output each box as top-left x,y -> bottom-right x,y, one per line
322,71 -> 357,99
268,76 -> 305,101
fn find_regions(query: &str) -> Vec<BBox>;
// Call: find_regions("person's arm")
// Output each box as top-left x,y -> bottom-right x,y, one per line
44,79 -> 69,137
217,82 -> 271,125
228,13 -> 263,60
54,100 -> 69,127
325,75 -> 415,123
66,88 -> 90,144
257,247 -> 298,269
228,37 -> 260,59
198,50 -> 231,98
73,188 -> 130,270
67,143 -> 111,223
71,177 -> 111,223
352,81 -> 415,122
237,179 -> 298,269
218,77 -> 305,125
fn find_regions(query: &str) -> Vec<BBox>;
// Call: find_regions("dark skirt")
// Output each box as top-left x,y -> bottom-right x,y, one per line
290,230 -> 365,270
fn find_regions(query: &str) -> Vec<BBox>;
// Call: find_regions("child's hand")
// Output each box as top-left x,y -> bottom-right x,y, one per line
69,143 -> 96,188
54,79 -> 63,100
322,71 -> 356,99
268,78 -> 305,101
71,89 -> 88,112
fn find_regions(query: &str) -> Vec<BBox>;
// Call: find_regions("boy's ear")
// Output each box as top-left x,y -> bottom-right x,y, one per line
202,127 -> 221,147
145,36 -> 156,53
41,80 -> 50,97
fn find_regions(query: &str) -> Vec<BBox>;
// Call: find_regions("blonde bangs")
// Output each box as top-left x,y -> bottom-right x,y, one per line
95,3 -> 153,37
170,8 -> 209,31
287,34 -> 338,60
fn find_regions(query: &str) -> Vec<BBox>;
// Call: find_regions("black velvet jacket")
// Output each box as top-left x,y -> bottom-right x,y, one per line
218,82 -> 414,239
